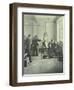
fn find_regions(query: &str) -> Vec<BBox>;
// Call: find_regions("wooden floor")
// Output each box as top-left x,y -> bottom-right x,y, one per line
24,56 -> 63,74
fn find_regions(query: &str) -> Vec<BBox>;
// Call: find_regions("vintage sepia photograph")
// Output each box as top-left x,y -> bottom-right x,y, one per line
22,13 -> 64,75
10,3 -> 72,86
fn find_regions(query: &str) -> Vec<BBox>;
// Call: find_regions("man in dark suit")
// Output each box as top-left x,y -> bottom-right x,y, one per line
25,34 -> 32,62
32,35 -> 41,56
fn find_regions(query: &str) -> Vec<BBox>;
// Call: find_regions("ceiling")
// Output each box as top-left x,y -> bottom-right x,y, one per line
24,14 -> 63,25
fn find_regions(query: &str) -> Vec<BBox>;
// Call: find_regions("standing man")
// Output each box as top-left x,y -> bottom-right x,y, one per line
25,34 -> 32,62
32,35 -> 41,56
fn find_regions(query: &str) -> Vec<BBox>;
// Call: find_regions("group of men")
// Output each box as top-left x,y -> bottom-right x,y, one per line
24,34 -> 41,64
47,40 -> 63,59
24,34 -> 63,66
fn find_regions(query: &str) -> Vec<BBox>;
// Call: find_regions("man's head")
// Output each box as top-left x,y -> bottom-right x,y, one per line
28,34 -> 31,37
51,39 -> 54,43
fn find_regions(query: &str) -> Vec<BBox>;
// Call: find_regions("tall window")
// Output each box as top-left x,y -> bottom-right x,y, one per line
57,16 -> 64,42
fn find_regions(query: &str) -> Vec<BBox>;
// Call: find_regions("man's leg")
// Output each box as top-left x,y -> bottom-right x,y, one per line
36,48 -> 38,56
